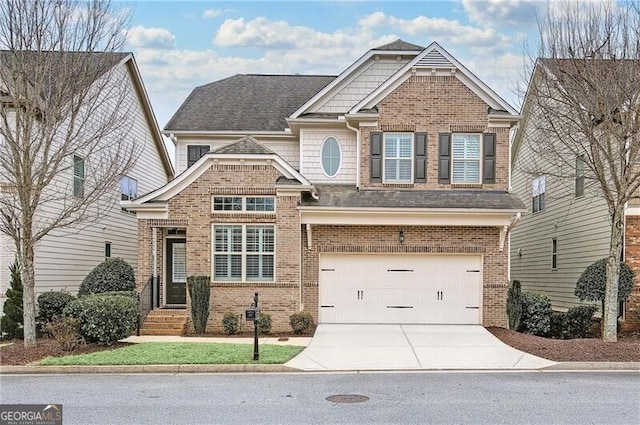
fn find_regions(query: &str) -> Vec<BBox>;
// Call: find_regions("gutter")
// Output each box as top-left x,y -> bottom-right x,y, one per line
344,119 -> 361,190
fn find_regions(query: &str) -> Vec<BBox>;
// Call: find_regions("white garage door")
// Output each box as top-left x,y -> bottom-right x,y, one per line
319,254 -> 482,324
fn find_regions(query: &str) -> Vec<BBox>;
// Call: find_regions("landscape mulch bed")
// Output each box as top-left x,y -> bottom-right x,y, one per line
2,327 -> 639,366
487,327 -> 640,362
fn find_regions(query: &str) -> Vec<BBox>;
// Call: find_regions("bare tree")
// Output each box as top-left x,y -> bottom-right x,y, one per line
518,0 -> 640,341
0,0 -> 140,347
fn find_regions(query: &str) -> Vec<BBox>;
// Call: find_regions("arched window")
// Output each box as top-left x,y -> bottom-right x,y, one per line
321,137 -> 341,177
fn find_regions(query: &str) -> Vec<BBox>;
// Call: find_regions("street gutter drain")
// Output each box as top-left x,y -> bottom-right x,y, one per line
326,395 -> 369,404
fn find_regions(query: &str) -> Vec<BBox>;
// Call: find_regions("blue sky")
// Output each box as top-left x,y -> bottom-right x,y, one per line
121,1 -> 548,130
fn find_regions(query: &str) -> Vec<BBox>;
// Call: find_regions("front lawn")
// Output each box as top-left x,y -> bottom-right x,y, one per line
39,342 -> 304,366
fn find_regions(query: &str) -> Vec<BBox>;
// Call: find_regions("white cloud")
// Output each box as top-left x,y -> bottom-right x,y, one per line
203,8 -> 222,19
462,0 -> 544,28
127,25 -> 175,50
358,12 -> 512,53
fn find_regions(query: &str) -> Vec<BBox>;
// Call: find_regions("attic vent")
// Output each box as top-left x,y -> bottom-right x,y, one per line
416,50 -> 454,68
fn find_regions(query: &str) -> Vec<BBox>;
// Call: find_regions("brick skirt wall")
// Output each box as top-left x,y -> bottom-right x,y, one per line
623,216 -> 640,331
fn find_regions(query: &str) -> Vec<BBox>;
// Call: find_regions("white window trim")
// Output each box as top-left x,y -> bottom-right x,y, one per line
382,132 -> 414,184
320,136 -> 342,178
451,133 -> 482,184
532,175 -> 546,213
551,237 -> 558,270
211,224 -> 276,283
211,196 -> 276,213
73,154 -> 85,198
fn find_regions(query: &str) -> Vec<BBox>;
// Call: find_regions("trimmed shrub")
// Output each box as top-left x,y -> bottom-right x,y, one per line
43,316 -> 84,351
37,291 -> 75,324
550,311 -> 565,339
519,292 -> 552,336
289,311 -> 313,335
96,291 -> 138,299
64,294 -> 138,345
257,313 -> 272,335
563,306 -> 597,339
78,257 -> 135,296
222,312 -> 239,335
1,262 -> 23,340
187,276 -> 210,334
507,280 -> 523,330
575,258 -> 635,305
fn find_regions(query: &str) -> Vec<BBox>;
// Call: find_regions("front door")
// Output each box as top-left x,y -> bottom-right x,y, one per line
166,238 -> 187,305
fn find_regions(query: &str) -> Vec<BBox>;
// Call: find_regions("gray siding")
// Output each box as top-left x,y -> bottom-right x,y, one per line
511,125 -> 611,311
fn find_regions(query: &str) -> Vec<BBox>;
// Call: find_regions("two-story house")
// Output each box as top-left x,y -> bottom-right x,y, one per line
0,52 -> 173,305
510,59 -> 640,331
124,40 -> 525,334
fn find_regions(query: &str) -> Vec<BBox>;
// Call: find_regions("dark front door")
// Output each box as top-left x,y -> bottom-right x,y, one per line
166,238 -> 187,305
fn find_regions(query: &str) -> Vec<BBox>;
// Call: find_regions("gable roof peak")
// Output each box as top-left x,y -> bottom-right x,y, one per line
372,39 -> 424,52
213,135 -> 275,155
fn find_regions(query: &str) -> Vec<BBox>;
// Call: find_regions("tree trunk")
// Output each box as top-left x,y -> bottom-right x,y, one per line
602,210 -> 624,342
21,240 -> 37,347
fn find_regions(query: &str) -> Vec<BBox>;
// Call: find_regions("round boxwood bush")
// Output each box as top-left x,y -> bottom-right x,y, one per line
289,311 -> 313,335
78,257 -> 135,297
222,312 -> 239,335
64,294 -> 138,345
519,292 -> 552,336
575,258 -> 635,304
37,291 -> 76,324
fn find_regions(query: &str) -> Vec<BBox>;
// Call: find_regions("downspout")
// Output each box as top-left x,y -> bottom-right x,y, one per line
345,120 -> 361,190
506,212 -> 521,282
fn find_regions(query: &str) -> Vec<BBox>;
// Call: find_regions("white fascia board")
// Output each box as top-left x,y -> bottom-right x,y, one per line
161,130 -> 295,138
276,185 -> 314,195
290,51 -> 375,119
299,208 -> 522,226
129,153 -> 312,205
350,42 -> 518,116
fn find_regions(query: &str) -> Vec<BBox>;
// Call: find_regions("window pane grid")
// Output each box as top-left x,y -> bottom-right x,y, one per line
384,134 -> 412,183
213,225 -> 274,282
451,134 -> 480,184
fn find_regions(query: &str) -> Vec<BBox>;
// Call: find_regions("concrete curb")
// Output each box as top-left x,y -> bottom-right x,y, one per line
541,362 -> 640,371
0,364 -> 298,375
2,362 -> 639,374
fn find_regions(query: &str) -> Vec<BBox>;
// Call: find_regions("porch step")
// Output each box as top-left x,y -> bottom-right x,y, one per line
140,309 -> 188,336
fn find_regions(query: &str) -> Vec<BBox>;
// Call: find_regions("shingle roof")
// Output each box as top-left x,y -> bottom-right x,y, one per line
373,39 -> 425,51
301,185 -> 526,210
213,135 -> 274,155
164,74 -> 336,132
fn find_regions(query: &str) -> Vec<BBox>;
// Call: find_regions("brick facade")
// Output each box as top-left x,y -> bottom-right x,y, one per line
361,75 -> 510,191
623,216 -> 640,331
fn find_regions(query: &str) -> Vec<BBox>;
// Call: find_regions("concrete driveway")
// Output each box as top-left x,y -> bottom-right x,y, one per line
285,324 -> 557,371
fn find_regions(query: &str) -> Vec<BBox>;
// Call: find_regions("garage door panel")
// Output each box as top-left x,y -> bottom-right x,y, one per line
319,254 -> 482,324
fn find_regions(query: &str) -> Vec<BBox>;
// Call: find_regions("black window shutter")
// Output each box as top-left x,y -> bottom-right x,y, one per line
370,132 -> 382,183
482,133 -> 496,184
438,133 -> 451,184
414,132 -> 427,183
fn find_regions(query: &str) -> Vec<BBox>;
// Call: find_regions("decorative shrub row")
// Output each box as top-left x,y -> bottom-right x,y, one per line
188,275 -> 210,335
64,294 -> 138,345
519,292 -> 552,336
550,306 -> 598,339
289,312 -> 313,335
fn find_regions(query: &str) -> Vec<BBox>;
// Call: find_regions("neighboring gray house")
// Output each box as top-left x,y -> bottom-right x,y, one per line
510,60 -> 640,331
0,52 -> 174,305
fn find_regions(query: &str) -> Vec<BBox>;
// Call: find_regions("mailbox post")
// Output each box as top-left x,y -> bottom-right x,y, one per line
245,292 -> 259,361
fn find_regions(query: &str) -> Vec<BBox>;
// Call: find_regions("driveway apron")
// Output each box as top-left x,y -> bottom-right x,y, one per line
285,324 -> 556,371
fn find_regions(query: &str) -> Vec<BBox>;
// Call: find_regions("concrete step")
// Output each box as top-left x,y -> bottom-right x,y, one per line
140,309 -> 188,336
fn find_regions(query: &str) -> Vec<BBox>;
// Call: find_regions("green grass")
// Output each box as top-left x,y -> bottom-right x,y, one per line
39,343 -> 304,366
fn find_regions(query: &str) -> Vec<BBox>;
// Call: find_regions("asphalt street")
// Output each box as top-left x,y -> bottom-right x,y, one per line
1,372 -> 638,425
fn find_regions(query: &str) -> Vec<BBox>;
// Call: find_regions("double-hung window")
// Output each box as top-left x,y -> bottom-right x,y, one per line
213,225 -> 274,281
532,175 -> 546,213
451,134 -> 481,184
383,133 -> 413,183
120,176 -> 138,201
73,155 -> 85,198
187,145 -> 210,168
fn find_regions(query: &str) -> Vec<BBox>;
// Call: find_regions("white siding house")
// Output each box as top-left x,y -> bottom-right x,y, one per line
0,53 -> 173,305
